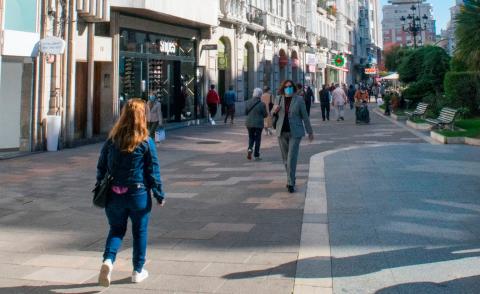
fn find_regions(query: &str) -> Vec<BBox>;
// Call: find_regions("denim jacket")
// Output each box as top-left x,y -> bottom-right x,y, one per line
96,137 -> 165,201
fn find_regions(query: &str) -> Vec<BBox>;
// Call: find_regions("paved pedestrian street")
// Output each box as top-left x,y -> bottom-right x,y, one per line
1,106 -> 479,293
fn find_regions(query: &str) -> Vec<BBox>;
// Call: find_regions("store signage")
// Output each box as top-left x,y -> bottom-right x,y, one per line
306,53 -> 317,65
202,44 -> 217,51
332,54 -> 345,67
159,40 -> 177,54
365,68 -> 377,75
39,36 -> 66,55
292,58 -> 300,68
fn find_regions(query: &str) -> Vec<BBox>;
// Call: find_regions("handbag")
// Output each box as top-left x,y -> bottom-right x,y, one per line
92,143 -> 115,208
272,96 -> 282,130
155,127 -> 166,142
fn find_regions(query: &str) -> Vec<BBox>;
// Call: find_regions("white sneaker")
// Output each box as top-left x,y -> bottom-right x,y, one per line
211,120 -> 216,125
98,259 -> 113,287
132,269 -> 149,283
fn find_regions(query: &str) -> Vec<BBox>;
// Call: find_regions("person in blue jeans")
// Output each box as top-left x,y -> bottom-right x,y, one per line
96,98 -> 165,287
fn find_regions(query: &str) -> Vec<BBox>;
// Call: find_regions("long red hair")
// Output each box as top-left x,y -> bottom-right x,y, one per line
109,98 -> 149,153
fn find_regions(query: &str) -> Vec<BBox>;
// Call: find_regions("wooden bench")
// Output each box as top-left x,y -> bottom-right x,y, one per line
405,102 -> 429,120
426,107 -> 459,130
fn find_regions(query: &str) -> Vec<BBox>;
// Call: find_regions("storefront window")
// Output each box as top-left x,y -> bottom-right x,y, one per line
4,0 -> 37,32
119,28 -> 198,123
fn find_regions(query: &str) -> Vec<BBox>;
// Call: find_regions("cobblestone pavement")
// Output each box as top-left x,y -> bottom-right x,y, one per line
0,105 -> 423,293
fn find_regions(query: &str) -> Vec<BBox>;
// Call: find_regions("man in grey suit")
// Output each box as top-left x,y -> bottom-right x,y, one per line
273,80 -> 314,193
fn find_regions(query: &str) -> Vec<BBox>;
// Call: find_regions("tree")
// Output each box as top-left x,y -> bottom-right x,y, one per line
455,0 -> 480,70
384,46 -> 410,72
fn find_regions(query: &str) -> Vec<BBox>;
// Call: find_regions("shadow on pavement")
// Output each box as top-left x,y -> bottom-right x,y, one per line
0,278 -> 132,294
375,275 -> 480,294
223,245 -> 480,280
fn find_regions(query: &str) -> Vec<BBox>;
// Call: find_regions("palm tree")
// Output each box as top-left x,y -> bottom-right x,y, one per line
455,0 -> 480,70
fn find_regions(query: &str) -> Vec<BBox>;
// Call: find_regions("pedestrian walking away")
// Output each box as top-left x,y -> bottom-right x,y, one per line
304,85 -> 314,116
206,84 -> 220,125
223,85 -> 236,124
319,84 -> 331,121
354,86 -> 370,124
347,84 -> 356,110
261,86 -> 274,135
332,84 -> 347,121
96,99 -> 166,287
245,88 -> 268,161
146,93 -> 163,138
273,80 -> 314,193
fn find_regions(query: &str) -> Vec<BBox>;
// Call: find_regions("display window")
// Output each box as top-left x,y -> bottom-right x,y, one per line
119,28 -> 199,123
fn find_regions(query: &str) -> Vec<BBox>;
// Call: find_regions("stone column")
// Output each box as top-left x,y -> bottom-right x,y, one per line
65,0 -> 77,146
86,22 -> 95,138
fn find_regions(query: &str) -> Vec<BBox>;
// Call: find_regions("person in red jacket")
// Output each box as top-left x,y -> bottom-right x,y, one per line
206,84 -> 220,125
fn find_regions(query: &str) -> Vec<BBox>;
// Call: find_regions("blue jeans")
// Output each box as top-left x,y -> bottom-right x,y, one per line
103,188 -> 151,272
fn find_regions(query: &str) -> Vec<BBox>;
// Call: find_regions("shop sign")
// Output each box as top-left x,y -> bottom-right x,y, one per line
332,54 -> 345,67
218,52 -> 228,70
39,36 -> 66,55
159,40 -> 177,54
365,68 -> 377,75
202,44 -> 217,51
292,57 -> 300,68
264,44 -> 273,61
279,54 -> 289,67
308,65 -> 316,72
306,53 -> 317,66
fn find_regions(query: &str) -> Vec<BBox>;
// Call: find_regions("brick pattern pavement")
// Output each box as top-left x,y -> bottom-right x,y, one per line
0,106 -> 423,293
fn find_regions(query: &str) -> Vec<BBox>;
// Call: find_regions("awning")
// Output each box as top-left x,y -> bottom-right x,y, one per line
382,73 -> 399,80
326,64 -> 349,72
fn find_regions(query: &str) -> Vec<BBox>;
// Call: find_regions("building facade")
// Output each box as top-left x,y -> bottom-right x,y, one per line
1,0 -> 378,153
382,0 -> 436,50
441,0 -> 465,56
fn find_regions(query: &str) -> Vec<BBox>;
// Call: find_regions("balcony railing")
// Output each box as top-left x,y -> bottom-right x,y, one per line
331,41 -> 339,51
264,13 -> 286,35
246,5 -> 264,26
295,25 -> 307,42
319,36 -> 329,48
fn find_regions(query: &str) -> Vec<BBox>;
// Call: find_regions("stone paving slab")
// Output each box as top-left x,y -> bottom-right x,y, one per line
0,106 -> 426,293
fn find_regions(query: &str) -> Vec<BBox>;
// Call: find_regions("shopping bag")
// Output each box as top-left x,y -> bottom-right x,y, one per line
155,128 -> 166,142
377,98 -> 384,106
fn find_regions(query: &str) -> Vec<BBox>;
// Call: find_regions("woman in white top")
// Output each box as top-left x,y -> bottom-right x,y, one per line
146,94 -> 163,138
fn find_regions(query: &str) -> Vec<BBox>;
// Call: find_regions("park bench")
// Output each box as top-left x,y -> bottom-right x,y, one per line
405,102 -> 429,120
425,107 -> 459,130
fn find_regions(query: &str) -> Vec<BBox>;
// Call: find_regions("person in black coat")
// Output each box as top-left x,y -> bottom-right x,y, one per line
319,84 -> 330,121
304,86 -> 314,116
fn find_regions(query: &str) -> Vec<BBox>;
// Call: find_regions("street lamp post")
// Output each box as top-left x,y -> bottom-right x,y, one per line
400,3 -> 429,48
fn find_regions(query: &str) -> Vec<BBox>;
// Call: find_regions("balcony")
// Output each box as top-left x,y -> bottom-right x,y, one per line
295,25 -> 307,43
246,5 -> 265,30
319,36 -> 329,49
219,0 -> 247,24
331,40 -> 339,51
264,13 -> 287,36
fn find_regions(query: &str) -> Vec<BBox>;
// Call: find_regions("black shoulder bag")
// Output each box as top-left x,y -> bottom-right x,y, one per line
92,143 -> 115,208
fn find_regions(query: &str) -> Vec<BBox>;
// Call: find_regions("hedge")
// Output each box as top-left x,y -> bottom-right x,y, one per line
444,71 -> 480,115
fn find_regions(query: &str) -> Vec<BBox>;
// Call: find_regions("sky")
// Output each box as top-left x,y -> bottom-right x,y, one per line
380,0 -> 455,34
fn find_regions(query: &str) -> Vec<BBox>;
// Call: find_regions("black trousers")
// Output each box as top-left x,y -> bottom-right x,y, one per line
224,105 -> 235,123
247,127 -> 263,157
321,103 -> 330,120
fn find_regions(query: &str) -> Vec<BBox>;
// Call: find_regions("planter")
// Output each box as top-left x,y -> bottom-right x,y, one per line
391,113 -> 407,121
465,137 -> 480,146
406,120 -> 432,131
430,131 -> 465,144
46,115 -> 61,151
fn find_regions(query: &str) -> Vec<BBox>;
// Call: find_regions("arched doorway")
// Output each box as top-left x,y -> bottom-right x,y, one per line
218,37 -> 232,114
244,42 -> 255,100
291,50 -> 299,83
279,49 -> 288,85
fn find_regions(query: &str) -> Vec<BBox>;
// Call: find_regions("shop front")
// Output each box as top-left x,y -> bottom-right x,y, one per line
118,28 -> 198,123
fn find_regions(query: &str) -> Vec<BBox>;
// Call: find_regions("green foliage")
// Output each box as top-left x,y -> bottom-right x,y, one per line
398,50 -> 423,83
384,46 -> 410,72
444,71 -> 480,115
438,118 -> 480,138
402,80 -> 433,106
455,0 -> 480,70
450,56 -> 468,72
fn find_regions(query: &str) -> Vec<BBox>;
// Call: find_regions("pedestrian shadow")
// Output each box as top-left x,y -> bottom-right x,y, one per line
375,275 -> 480,294
0,278 -> 131,294
223,245 -> 480,280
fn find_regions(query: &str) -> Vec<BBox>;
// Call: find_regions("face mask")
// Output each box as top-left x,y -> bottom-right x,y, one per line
149,95 -> 156,101
284,86 -> 294,96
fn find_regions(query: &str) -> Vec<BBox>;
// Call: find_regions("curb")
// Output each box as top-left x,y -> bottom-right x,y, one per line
294,144 -> 398,294
372,108 -> 439,145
